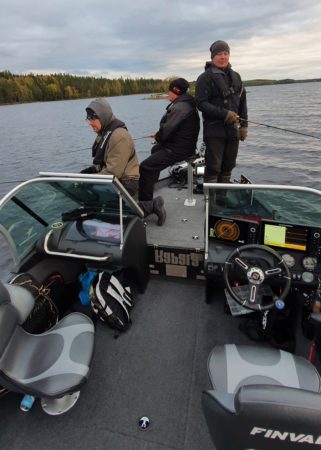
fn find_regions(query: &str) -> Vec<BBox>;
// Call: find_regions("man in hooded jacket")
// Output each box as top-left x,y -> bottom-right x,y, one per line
82,98 -> 139,197
138,78 -> 200,226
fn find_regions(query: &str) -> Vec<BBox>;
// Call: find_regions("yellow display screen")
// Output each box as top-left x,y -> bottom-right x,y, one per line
263,223 -> 307,251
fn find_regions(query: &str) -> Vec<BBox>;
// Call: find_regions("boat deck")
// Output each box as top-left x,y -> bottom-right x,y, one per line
144,180 -> 206,280
145,180 -> 205,250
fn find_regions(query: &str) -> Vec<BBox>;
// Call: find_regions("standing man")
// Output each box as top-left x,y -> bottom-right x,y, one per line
82,98 -> 139,197
195,40 -> 247,185
139,78 -> 200,225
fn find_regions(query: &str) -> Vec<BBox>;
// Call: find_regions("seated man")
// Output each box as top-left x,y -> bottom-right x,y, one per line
82,98 -> 139,197
138,78 -> 200,226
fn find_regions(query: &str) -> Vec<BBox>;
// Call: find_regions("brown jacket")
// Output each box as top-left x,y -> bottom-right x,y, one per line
95,123 -> 139,181
87,99 -> 139,181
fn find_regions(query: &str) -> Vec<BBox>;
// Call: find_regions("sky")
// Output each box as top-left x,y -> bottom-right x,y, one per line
1,0 -> 321,81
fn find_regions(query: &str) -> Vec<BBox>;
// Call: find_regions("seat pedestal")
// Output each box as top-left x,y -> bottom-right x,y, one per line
41,391 -> 80,415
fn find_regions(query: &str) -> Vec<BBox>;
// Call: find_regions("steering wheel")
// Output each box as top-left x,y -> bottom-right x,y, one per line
224,244 -> 291,311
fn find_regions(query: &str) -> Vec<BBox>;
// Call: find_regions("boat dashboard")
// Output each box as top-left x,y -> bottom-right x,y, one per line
204,184 -> 321,288
206,214 -> 321,286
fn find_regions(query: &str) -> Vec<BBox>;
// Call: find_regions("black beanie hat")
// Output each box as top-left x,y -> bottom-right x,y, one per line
168,78 -> 189,95
86,108 -> 99,119
210,40 -> 230,58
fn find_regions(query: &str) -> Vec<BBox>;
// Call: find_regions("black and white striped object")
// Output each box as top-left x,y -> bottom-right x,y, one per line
90,272 -> 133,331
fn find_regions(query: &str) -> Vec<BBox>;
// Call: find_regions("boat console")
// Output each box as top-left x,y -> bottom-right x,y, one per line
204,184 -> 321,305
206,215 -> 321,287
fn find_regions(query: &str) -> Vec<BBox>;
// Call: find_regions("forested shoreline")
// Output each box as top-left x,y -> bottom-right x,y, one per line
0,71 -> 171,105
0,70 -> 320,105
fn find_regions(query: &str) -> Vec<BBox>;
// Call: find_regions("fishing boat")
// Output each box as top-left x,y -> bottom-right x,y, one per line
0,166 -> 321,450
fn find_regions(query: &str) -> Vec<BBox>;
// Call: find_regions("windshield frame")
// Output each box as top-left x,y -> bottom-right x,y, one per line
0,173 -> 144,267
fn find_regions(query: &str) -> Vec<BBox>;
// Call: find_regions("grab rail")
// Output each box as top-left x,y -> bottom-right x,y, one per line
43,229 -> 111,261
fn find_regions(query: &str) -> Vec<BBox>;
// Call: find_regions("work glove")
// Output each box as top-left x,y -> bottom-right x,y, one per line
240,127 -> 248,141
80,166 -> 98,174
224,110 -> 239,124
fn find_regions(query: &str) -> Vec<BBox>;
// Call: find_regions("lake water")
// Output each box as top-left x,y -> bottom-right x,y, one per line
0,82 -> 321,279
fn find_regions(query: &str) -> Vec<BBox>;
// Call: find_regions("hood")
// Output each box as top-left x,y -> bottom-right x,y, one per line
86,98 -> 113,132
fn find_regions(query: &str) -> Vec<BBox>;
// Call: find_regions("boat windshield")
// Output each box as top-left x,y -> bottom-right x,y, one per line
0,174 -> 143,265
206,184 -> 321,228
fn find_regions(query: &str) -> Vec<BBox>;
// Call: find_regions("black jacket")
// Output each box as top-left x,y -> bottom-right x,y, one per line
155,93 -> 200,156
195,63 -> 247,139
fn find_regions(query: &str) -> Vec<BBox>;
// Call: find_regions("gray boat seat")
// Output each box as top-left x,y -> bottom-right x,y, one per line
0,282 -> 95,414
202,344 -> 321,450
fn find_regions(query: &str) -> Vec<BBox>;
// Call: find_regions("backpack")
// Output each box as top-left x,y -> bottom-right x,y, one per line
89,271 -> 133,332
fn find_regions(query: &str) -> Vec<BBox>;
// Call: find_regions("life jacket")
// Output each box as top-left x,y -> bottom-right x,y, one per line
92,119 -> 135,167
205,64 -> 243,110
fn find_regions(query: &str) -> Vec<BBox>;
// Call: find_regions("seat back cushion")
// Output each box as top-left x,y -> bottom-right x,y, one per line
208,344 -> 321,393
0,303 -> 19,357
203,386 -> 321,450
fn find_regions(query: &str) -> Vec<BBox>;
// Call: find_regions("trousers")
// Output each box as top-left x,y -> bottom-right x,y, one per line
204,137 -> 239,179
139,144 -> 190,202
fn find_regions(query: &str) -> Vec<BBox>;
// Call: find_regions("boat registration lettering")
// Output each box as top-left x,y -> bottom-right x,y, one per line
154,249 -> 203,267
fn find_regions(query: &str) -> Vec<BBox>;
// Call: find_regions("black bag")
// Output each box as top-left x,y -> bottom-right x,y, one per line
10,273 -> 59,334
240,306 -> 296,353
89,272 -> 133,332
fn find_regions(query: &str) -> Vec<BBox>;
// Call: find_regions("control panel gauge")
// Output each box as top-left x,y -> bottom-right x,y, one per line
282,253 -> 296,268
302,271 -> 314,283
214,220 -> 240,242
302,256 -> 318,271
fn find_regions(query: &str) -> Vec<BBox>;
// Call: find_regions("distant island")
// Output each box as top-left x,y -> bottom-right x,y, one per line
143,93 -> 168,99
243,78 -> 321,87
0,70 -> 320,105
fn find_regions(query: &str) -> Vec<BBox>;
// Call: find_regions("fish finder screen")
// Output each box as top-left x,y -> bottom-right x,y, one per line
263,223 -> 308,251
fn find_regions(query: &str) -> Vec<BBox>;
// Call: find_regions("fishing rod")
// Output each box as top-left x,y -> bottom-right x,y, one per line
239,117 -> 321,140
0,180 -> 27,186
133,135 -> 154,141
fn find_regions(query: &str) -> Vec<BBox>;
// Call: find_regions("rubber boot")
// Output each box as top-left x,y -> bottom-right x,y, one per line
204,175 -> 218,183
138,200 -> 154,217
218,175 -> 231,184
153,196 -> 166,226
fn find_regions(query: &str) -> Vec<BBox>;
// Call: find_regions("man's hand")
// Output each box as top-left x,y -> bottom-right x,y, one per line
224,110 -> 239,124
240,127 -> 248,141
80,166 -> 97,174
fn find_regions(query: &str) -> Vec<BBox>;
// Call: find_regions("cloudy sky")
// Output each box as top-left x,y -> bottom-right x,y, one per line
1,0 -> 321,81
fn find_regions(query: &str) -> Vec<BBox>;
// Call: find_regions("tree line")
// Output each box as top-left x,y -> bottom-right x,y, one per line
0,70 -> 319,105
0,71 -> 173,104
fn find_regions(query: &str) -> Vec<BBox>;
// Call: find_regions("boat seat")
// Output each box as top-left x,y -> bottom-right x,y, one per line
202,344 -> 321,450
0,282 -> 95,415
